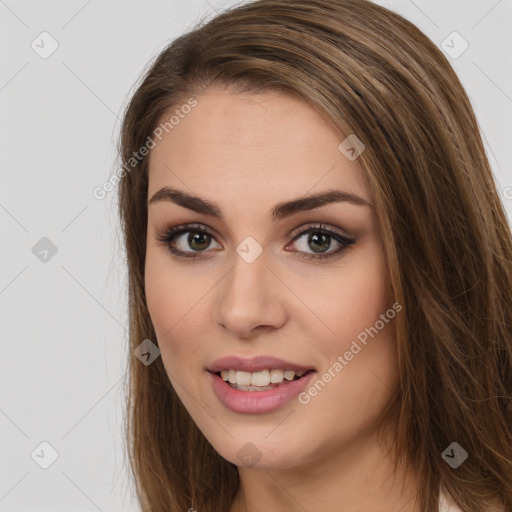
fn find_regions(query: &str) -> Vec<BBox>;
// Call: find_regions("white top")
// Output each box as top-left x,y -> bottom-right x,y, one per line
439,491 -> 462,512
439,490 -> 505,512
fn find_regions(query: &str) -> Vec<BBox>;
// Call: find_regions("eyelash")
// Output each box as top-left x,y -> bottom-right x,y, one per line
154,222 -> 356,261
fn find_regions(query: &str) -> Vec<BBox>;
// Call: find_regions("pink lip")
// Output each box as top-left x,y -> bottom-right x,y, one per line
208,370 -> 316,414
207,355 -> 315,373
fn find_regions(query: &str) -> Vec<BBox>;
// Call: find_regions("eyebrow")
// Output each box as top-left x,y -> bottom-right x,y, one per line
147,186 -> 372,221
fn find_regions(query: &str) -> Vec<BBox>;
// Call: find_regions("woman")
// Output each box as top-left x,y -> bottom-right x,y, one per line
117,1 -> 512,510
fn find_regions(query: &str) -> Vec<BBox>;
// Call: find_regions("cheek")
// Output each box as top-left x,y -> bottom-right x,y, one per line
144,252 -> 221,422
297,244 -> 399,407
144,249 -> 206,372
296,244 -> 391,350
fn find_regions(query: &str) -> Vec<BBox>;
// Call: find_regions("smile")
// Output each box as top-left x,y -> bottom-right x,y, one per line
218,368 -> 312,390
208,369 -> 316,414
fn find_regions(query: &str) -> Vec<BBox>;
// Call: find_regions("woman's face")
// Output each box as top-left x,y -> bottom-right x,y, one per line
145,87 -> 400,470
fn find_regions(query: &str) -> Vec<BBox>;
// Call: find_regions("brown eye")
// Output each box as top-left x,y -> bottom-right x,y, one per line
156,222 -> 356,261
288,224 -> 356,261
155,224 -> 221,259
186,232 -> 212,251
306,232 -> 333,253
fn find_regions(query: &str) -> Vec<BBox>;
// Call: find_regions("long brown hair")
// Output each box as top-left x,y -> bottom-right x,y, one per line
117,1 -> 512,510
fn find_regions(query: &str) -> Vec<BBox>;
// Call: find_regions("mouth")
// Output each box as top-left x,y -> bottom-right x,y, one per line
207,366 -> 317,414
206,355 -> 317,413
212,368 -> 316,392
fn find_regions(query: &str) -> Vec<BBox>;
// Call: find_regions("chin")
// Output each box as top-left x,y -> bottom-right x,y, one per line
203,426 -> 317,471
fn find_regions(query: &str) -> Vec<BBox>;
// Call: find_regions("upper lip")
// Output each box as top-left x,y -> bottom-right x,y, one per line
207,355 -> 316,374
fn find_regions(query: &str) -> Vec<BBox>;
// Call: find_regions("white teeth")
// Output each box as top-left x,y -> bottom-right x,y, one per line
219,368 -> 309,386
283,370 -> 295,381
270,369 -> 284,383
251,370 -> 270,386
236,371 -> 253,386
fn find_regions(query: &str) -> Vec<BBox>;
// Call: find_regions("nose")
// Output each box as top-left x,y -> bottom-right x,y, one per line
214,248 -> 288,339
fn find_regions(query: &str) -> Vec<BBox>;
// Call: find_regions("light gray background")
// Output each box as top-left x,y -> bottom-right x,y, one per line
1,0 -> 511,510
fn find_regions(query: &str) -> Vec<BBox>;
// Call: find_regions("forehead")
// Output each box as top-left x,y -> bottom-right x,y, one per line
147,88 -> 371,207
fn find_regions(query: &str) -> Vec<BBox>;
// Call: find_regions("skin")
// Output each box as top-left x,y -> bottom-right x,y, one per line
145,87 -> 420,511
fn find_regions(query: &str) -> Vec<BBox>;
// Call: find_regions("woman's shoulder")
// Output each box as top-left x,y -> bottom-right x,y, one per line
439,489 -> 506,512
439,491 -> 462,512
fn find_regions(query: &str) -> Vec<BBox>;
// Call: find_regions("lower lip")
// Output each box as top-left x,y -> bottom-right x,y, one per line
208,371 -> 316,414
